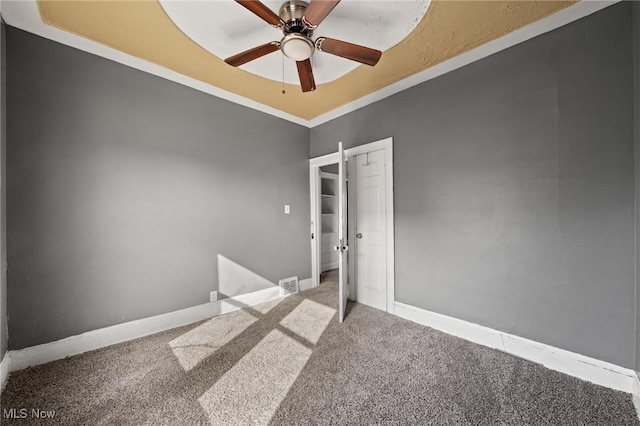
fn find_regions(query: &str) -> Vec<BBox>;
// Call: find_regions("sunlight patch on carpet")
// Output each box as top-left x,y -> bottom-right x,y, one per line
169,309 -> 257,371
280,299 -> 336,344
198,329 -> 313,425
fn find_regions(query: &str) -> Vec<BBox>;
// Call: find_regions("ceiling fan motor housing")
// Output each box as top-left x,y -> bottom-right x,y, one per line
279,1 -> 315,61
279,0 -> 311,34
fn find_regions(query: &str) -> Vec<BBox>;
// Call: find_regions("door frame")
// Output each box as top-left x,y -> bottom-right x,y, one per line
309,137 -> 395,314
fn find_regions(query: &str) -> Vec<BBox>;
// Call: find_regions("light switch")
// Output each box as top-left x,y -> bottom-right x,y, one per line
284,205 -> 290,214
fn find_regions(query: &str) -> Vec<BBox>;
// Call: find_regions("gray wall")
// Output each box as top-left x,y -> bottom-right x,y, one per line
634,1 -> 640,374
7,28 -> 310,350
311,3 -> 636,368
0,19 -> 6,360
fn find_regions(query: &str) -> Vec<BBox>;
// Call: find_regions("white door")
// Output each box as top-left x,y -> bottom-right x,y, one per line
337,142 -> 348,322
353,149 -> 386,311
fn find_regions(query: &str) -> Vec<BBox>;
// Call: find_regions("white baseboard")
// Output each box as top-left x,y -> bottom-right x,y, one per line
0,351 -> 9,392
6,286 -> 282,373
299,278 -> 313,292
5,285 -> 635,401
632,372 -> 640,420
321,262 -> 339,272
393,301 -> 636,394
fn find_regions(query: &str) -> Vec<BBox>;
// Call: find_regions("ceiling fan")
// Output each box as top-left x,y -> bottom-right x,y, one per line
225,0 -> 382,93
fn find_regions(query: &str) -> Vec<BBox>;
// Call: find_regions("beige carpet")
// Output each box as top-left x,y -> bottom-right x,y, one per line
1,272 -> 638,425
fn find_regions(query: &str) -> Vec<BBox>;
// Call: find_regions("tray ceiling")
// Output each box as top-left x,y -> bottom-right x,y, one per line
2,1 -> 608,125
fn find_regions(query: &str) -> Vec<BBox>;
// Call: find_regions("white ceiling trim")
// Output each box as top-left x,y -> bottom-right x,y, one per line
1,0 -> 621,129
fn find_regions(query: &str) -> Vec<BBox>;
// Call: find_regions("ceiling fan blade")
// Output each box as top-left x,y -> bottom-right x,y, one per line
235,0 -> 282,27
316,37 -> 382,66
225,42 -> 280,67
296,59 -> 316,92
303,0 -> 340,28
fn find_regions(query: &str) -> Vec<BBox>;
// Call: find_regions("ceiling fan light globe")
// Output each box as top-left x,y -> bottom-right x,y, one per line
281,34 -> 314,61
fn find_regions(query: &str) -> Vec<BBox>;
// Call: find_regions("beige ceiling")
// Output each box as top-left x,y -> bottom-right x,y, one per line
37,1 -> 576,120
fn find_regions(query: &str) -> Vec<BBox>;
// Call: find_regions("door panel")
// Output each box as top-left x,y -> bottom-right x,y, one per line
337,143 -> 348,323
354,149 -> 386,311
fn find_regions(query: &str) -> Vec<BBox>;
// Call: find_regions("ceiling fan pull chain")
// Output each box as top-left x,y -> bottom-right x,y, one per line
282,54 -> 286,95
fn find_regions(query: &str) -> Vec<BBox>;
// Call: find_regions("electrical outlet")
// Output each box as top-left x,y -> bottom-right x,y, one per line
210,291 -> 218,302
284,205 -> 290,214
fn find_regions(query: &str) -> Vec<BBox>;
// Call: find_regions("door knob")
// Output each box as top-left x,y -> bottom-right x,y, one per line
356,233 -> 363,239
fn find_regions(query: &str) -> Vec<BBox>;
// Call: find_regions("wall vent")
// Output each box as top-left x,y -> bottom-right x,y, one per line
279,276 -> 299,297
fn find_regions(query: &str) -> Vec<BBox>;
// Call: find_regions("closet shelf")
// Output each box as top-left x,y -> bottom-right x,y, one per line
320,171 -> 339,272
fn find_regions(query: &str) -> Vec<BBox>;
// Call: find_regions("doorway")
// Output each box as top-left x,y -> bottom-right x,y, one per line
309,137 -> 395,319
319,165 -> 339,281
